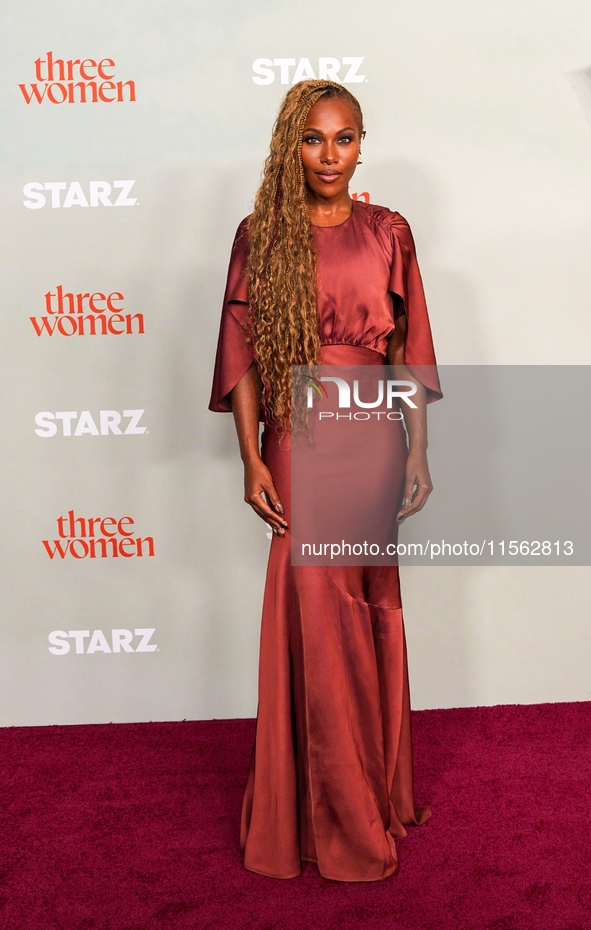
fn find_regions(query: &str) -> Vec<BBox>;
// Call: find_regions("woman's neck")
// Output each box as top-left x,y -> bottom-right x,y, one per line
307,190 -> 353,227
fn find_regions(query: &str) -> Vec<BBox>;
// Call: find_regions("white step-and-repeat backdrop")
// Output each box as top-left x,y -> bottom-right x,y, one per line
1,0 -> 590,726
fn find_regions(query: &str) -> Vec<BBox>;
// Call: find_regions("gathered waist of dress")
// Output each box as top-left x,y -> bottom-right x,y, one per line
319,344 -> 386,366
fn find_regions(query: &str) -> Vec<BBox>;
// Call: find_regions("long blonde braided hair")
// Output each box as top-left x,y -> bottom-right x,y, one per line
247,80 -> 364,433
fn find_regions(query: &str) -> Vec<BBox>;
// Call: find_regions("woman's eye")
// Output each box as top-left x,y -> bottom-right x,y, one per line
338,136 -> 354,144
303,136 -> 321,144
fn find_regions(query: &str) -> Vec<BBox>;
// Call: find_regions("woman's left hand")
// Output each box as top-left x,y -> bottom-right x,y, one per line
396,449 -> 433,524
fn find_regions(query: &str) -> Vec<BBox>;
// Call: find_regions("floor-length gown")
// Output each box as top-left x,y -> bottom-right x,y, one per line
209,199 -> 442,881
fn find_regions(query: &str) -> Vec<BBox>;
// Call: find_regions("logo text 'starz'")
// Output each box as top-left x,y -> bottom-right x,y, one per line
35,410 -> 146,437
48,629 -> 158,654
23,181 -> 137,209
253,57 -> 365,85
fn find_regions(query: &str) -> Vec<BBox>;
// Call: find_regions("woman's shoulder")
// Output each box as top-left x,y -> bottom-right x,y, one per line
355,200 -> 411,235
232,215 -> 251,248
354,200 -> 416,253
223,217 -> 252,304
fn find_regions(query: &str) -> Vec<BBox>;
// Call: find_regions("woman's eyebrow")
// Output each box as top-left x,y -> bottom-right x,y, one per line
303,126 -> 356,134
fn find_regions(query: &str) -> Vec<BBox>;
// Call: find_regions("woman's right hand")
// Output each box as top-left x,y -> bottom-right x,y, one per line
244,458 -> 288,536
229,365 -> 287,536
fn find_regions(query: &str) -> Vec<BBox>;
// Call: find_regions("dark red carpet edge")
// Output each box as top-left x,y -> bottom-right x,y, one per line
1,703 -> 590,930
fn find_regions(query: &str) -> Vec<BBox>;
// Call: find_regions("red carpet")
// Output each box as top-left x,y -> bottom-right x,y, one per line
1,702 -> 590,930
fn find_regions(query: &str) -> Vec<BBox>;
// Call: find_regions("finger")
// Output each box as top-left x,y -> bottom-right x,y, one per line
249,495 -> 285,526
260,477 -> 288,532
251,504 -> 287,534
397,484 -> 432,520
395,480 -> 416,522
403,476 -> 418,506
261,479 -> 285,517
401,493 -> 414,512
246,491 -> 288,533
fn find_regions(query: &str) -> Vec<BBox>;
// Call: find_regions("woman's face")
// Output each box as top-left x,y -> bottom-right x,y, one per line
301,96 -> 362,200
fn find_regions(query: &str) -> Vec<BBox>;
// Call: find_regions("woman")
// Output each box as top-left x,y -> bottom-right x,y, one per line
209,80 -> 442,882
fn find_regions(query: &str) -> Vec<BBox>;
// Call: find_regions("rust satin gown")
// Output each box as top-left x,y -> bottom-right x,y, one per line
209,200 -> 442,881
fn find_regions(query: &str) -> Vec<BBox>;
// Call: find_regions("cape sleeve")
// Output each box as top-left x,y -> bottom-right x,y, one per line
388,212 -> 443,403
208,218 -> 254,413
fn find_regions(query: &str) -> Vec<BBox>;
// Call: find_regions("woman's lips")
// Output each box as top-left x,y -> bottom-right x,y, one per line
317,172 -> 341,183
